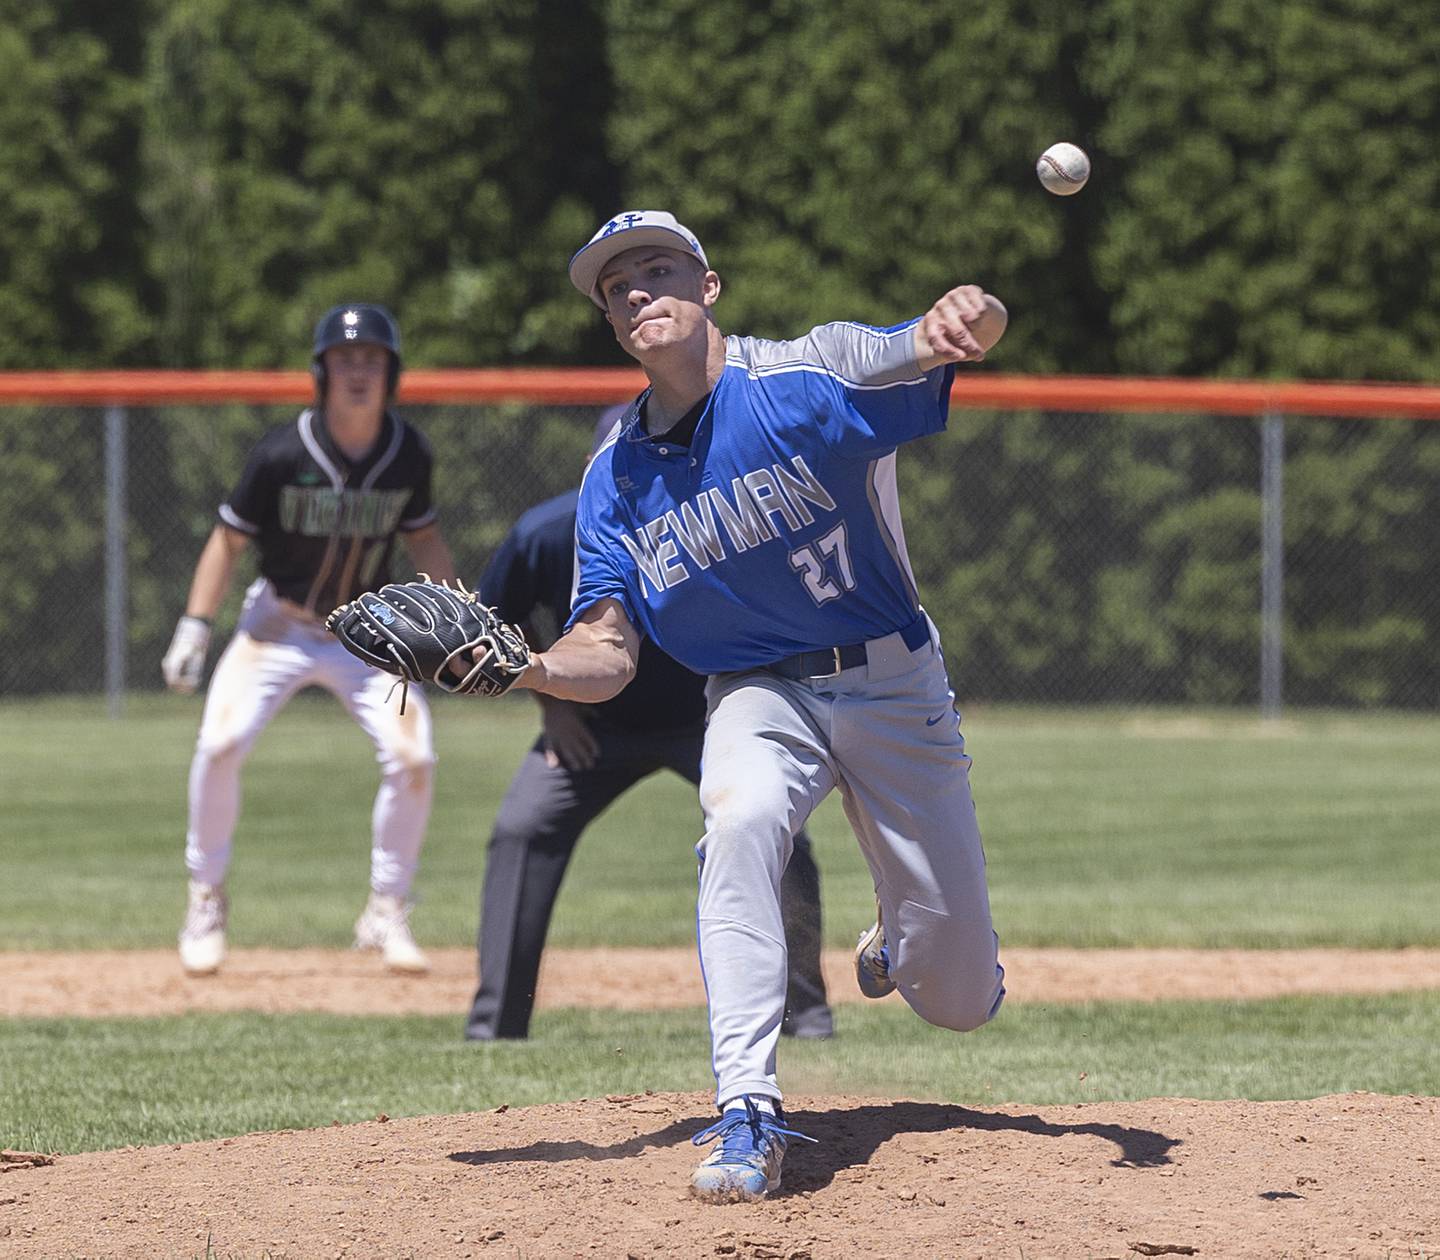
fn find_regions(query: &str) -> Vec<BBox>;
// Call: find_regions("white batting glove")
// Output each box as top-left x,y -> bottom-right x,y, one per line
162,615 -> 212,694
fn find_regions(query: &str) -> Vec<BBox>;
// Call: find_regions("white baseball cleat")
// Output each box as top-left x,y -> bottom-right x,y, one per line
354,892 -> 430,974
179,881 -> 228,976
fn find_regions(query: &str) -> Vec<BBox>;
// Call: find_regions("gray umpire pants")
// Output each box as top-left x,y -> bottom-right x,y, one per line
465,717 -> 830,1040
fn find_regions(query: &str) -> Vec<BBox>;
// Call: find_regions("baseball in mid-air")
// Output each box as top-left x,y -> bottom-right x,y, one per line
1036,142 -> 1091,196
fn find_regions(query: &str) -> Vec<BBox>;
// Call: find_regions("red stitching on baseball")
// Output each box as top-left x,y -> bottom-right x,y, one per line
1040,155 -> 1086,184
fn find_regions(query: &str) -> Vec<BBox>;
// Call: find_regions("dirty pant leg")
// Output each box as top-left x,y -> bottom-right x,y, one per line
330,651 -> 436,899
697,676 -> 835,1106
672,733 -> 830,1023
184,632 -> 315,886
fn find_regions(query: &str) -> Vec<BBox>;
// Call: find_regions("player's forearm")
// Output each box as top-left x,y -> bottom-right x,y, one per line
515,626 -> 636,704
183,526 -> 246,620
912,323 -> 955,374
913,310 -> 983,372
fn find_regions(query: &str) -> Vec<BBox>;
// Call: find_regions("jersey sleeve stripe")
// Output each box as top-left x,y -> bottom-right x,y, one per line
729,360 -> 930,391
398,507 -> 438,531
726,322 -> 930,391
217,503 -> 260,535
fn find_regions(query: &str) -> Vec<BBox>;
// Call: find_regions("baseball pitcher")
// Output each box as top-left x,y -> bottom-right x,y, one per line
327,214 -> 1008,1204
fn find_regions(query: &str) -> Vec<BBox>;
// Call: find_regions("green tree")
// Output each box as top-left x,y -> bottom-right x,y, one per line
1086,0 -> 1440,381
604,0 -> 1099,370
0,1 -> 151,366
141,0 -> 617,369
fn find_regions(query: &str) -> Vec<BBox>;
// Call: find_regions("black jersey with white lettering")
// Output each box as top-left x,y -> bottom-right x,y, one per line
218,407 -> 437,614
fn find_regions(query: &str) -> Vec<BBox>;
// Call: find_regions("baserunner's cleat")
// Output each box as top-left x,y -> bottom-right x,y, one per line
354,892 -> 430,974
179,880 -> 228,976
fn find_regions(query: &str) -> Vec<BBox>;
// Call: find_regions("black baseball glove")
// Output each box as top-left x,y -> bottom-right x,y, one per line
325,577 -> 531,701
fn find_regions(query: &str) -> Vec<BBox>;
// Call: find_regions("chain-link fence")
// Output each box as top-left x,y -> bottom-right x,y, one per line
2,400 -> 1438,710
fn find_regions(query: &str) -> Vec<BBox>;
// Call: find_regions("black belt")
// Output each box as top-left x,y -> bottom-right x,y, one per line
765,617 -> 930,680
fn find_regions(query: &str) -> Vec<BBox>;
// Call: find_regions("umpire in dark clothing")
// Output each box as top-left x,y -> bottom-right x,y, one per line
465,437 -> 833,1041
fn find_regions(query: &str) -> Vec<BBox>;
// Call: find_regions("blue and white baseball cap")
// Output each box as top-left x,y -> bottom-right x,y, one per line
569,211 -> 709,309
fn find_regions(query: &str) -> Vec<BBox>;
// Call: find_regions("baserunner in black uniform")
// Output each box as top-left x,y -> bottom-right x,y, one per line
464,407 -> 833,1041
162,304 -> 457,976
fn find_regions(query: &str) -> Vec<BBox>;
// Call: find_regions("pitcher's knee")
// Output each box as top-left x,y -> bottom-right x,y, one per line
903,970 -> 1005,1033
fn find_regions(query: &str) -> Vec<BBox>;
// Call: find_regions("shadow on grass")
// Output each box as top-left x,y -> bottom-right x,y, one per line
447,1099 -> 1180,1193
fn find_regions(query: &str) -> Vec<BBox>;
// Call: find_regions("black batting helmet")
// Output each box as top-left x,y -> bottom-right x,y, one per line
311,303 -> 403,398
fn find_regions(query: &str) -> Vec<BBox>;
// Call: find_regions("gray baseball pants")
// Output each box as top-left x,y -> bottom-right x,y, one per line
697,621 -> 1005,1106
466,718 -> 830,1040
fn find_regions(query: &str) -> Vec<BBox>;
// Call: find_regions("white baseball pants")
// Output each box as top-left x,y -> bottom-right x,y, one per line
183,578 -> 436,896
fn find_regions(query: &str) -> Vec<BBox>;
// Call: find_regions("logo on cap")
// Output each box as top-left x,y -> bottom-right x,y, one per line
601,213 -> 646,237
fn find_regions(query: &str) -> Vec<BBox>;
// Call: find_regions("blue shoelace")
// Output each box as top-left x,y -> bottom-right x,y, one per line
692,1096 -> 818,1153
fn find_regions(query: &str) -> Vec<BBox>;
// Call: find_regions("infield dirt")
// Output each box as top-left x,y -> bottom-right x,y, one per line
6,945 -> 1440,1019
2,1090 -> 1436,1258
5,949 -> 1439,1257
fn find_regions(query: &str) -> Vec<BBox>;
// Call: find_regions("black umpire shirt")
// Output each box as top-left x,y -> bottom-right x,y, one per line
479,489 -> 708,733
220,408 -> 437,615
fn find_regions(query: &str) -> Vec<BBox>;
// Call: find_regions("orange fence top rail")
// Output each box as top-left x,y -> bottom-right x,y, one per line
951,375 -> 1440,419
0,369 -> 649,406
0,369 -> 1438,418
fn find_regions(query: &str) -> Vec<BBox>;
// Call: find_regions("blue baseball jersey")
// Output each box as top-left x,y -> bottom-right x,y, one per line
570,319 -> 956,674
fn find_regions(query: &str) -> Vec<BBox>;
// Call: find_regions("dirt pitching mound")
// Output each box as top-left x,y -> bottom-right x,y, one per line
2,1091 -> 1435,1258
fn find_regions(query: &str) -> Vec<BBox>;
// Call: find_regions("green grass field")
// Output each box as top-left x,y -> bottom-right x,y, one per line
5,694 -> 1440,950
4,694 -> 1440,1154
7,996 -> 1440,1154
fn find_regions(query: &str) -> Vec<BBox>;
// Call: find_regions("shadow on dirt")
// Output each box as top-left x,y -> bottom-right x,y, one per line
783,1101 -> 1180,1194
449,1115 -> 698,1169
447,1099 -> 1180,1193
